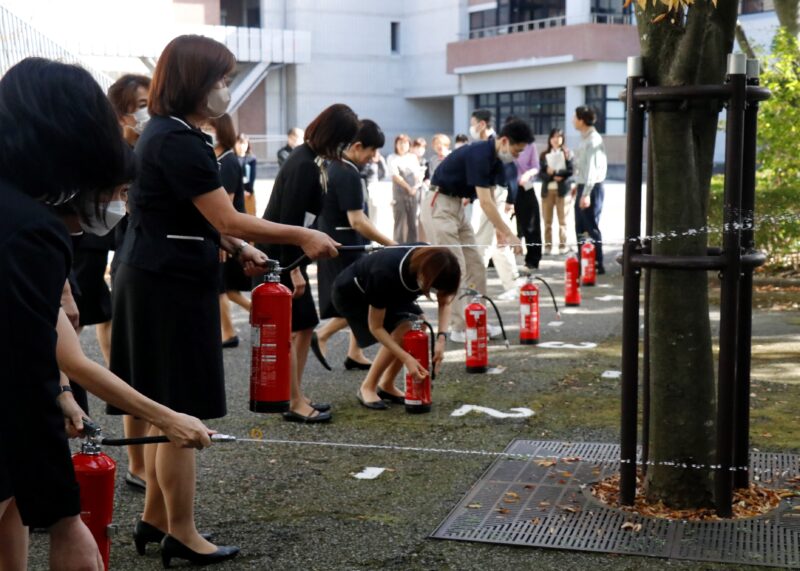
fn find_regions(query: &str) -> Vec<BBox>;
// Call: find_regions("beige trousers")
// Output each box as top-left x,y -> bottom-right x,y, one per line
472,186 -> 519,291
541,190 -> 567,250
420,191 -> 486,332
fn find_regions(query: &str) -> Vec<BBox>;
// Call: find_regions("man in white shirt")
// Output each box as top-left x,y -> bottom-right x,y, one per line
572,105 -> 608,274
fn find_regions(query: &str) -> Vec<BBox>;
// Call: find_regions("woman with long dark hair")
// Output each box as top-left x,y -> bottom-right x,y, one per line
331,246 -> 460,409
0,57 -> 210,571
539,128 -> 574,255
259,103 -> 359,423
109,35 -> 337,566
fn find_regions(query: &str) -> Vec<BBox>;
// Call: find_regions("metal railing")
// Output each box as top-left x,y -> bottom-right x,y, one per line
463,11 -> 633,39
0,4 -> 113,90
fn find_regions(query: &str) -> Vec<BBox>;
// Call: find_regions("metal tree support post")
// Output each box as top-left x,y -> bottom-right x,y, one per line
733,59 -> 761,490
715,53 -> 748,518
620,56 -> 645,506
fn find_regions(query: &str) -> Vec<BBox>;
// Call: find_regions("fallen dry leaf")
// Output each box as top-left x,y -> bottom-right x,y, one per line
530,517 -> 542,525
496,507 -> 511,515
466,503 -> 482,509
559,505 -> 580,514
524,484 -> 536,490
536,459 -> 557,468
561,471 -> 573,478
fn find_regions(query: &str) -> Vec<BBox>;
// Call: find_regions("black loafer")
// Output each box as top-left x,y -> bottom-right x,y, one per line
344,357 -> 372,371
377,388 -> 405,404
221,336 -> 239,348
357,390 -> 388,410
125,471 -> 146,492
310,401 -> 331,412
310,332 -> 333,371
133,520 -> 214,556
282,409 -> 332,423
161,535 -> 239,568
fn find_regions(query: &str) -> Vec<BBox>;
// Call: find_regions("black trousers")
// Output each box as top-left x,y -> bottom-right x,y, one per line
575,182 -> 605,267
515,188 -> 542,269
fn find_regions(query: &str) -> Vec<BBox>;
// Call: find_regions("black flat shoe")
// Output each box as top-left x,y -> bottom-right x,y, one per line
309,401 -> 331,412
133,521 -> 213,556
310,332 -> 333,371
377,388 -> 405,404
282,409 -> 332,423
596,265 -> 606,275
221,336 -> 239,349
161,535 -> 239,568
125,471 -> 146,492
344,357 -> 372,371
357,390 -> 388,410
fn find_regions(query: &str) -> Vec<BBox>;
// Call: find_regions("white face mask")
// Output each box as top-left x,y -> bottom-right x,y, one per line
469,125 -> 481,140
207,86 -> 231,118
131,107 -> 150,134
78,200 -> 126,236
498,144 -> 515,164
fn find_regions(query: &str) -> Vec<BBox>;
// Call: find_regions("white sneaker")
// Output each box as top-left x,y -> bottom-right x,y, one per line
488,324 -> 504,339
450,330 -> 466,343
497,288 -> 518,301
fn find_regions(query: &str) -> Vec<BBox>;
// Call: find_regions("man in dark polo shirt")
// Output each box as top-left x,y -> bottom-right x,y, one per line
420,119 -> 533,342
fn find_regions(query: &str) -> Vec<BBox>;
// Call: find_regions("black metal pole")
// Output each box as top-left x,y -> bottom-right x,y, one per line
715,54 -> 747,517
641,122 -> 654,476
620,56 -> 645,505
733,60 -> 760,490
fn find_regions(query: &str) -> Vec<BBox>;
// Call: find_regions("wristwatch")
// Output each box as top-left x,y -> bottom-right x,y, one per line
232,240 -> 247,259
58,385 -> 73,394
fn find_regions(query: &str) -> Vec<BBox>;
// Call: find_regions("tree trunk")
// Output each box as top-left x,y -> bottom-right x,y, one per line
634,0 -> 738,509
775,0 -> 800,38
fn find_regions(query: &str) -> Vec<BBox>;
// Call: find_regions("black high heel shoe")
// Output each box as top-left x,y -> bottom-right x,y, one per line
133,520 -> 214,556
161,535 -> 239,568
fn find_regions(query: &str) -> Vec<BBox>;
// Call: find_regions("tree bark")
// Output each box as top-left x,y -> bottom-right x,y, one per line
775,0 -> 800,38
635,0 -> 738,509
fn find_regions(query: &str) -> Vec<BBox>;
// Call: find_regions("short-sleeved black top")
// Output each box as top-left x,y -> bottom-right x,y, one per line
118,115 -> 222,283
431,137 -> 503,200
338,244 -> 425,309
218,149 -> 245,213
260,143 -> 324,266
317,158 -> 368,248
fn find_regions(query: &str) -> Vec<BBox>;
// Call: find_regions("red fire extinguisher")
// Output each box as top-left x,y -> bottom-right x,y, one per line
580,240 -> 597,286
250,260 -> 292,413
461,289 -> 509,373
565,255 -> 581,307
519,275 -> 561,345
72,430 -> 116,570
403,316 -> 436,413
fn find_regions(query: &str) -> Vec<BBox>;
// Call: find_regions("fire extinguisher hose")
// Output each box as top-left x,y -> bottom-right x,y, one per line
97,434 -> 237,446
281,245 -> 383,273
481,295 -> 510,349
534,277 -> 562,319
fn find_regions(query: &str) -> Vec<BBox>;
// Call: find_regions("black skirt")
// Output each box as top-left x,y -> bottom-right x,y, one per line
317,250 -> 363,319
108,264 -> 226,419
331,277 -> 421,348
73,249 -> 112,325
285,265 -> 318,331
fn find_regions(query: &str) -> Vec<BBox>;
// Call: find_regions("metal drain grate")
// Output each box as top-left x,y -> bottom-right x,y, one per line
431,440 -> 800,568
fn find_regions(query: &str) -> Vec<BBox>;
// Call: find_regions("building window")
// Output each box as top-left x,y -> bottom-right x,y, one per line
469,0 -> 566,38
584,85 -> 626,135
220,0 -> 261,28
475,88 -> 565,136
741,0 -> 775,14
591,0 -> 632,23
391,22 -> 400,54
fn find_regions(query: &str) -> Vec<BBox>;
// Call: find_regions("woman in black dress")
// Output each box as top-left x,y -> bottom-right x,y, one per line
331,246 -> 460,409
0,58 -> 211,571
313,120 -> 396,370
235,133 -> 258,216
207,113 -> 252,347
110,36 -> 337,566
259,104 -> 359,423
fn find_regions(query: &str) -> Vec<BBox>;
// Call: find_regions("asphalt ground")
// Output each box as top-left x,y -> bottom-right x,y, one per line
27,239 -> 800,570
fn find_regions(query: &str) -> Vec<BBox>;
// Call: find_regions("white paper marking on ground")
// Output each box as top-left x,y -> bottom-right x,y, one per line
450,405 -> 535,419
596,295 -> 624,301
537,341 -> 598,350
547,321 -> 564,327
486,365 -> 507,375
602,370 -> 622,379
352,467 -> 386,480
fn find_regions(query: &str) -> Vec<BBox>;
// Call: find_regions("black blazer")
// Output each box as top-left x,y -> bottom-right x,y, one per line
538,148 -> 574,198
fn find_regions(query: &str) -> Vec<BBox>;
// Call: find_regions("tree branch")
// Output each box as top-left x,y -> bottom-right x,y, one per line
736,20 -> 757,59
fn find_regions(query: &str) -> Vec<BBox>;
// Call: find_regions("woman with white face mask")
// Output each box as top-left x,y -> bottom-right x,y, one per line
108,35 -> 338,567
0,57 -> 212,571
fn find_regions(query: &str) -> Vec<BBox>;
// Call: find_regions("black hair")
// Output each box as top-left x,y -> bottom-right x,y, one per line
575,105 -> 597,126
305,104 -> 360,160
0,58 -> 129,214
353,119 -> 385,149
498,119 -> 534,145
471,108 -> 493,128
454,133 -> 469,144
